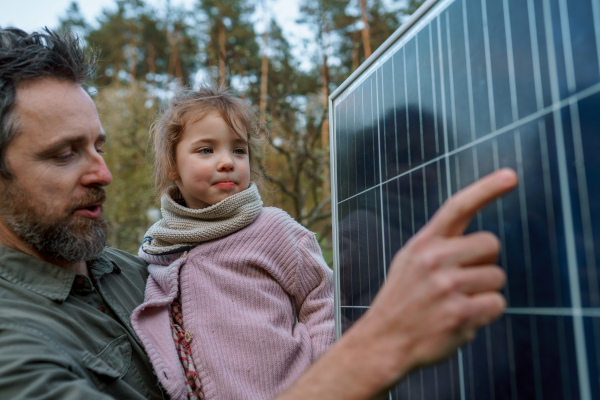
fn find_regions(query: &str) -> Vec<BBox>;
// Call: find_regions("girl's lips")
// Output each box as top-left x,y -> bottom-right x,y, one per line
74,205 -> 102,219
214,181 -> 236,188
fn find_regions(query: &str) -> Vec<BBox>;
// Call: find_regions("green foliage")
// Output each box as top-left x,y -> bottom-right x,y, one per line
401,0 -> 427,15
94,84 -> 158,254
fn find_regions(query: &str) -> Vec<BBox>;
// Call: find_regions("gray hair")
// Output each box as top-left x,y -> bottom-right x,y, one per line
0,27 -> 97,179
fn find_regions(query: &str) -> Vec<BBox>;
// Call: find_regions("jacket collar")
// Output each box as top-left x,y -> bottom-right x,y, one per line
0,245 -> 114,302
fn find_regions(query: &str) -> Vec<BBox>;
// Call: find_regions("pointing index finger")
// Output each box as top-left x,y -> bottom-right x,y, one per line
424,168 -> 518,238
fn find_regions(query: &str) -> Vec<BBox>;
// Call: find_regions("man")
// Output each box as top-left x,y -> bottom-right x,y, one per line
0,28 -> 516,399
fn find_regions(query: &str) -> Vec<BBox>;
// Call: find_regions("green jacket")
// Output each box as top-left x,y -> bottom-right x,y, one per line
0,245 -> 167,399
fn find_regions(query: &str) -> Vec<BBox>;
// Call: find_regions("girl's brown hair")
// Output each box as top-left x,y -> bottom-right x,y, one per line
151,85 -> 264,199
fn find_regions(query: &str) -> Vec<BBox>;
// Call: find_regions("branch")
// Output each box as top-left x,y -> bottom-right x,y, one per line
306,210 -> 332,230
307,196 -> 331,222
258,161 -> 297,199
266,133 -> 288,155
315,222 -> 332,245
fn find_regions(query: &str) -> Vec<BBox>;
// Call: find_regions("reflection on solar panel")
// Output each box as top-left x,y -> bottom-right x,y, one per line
328,0 -> 600,398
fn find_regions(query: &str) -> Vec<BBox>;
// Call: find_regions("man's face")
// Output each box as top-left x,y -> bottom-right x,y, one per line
0,79 -> 113,268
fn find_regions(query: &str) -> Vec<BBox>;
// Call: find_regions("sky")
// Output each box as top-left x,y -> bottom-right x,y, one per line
0,0 -> 315,67
0,0 -> 302,32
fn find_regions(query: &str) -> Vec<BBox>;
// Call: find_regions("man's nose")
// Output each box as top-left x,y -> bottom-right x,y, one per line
82,152 -> 113,187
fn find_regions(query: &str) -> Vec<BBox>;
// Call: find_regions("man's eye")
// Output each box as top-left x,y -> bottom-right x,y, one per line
55,152 -> 75,162
198,148 -> 213,154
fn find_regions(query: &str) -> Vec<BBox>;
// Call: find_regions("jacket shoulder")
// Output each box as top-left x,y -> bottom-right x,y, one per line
102,247 -> 148,272
258,207 -> 307,229
252,207 -> 312,236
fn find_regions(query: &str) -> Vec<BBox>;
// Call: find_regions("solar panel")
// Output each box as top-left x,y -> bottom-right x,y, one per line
328,0 -> 600,398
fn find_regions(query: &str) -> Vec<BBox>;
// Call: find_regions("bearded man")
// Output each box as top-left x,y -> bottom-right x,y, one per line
0,28 -> 165,399
0,27 -> 515,399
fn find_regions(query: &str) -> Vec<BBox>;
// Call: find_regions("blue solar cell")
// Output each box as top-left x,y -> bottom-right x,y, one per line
330,0 -> 600,397
338,188 -> 385,309
584,317 -> 600,398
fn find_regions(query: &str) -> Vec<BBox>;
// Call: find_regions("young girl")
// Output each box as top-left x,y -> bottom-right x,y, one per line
131,86 -> 335,400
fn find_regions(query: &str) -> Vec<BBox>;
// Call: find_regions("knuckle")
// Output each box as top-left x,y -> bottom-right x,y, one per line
431,272 -> 457,295
445,300 -> 469,328
463,329 -> 477,343
406,231 -> 429,251
443,195 -> 465,216
421,251 -> 442,272
481,232 -> 501,253
494,268 -> 507,287
412,239 -> 447,272
492,293 -> 507,314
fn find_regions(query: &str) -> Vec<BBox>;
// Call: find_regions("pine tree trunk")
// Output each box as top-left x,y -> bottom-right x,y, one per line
259,31 -> 269,123
359,0 -> 372,58
218,18 -> 227,86
320,53 -> 329,148
167,29 -> 181,81
128,35 -> 138,83
147,43 -> 156,75
321,52 -> 330,191
352,43 -> 359,71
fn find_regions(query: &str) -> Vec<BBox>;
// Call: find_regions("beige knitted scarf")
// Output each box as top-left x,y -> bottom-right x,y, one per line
141,183 -> 263,255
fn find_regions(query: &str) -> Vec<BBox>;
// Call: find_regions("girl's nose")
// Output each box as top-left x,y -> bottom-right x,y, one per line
217,155 -> 234,172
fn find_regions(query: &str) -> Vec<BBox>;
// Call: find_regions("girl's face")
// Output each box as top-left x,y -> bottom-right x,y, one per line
169,111 -> 250,209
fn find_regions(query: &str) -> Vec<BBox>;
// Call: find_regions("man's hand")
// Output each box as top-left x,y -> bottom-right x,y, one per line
278,168 -> 518,400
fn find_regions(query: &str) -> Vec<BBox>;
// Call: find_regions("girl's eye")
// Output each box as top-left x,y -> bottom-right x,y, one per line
198,148 -> 213,154
233,148 -> 247,155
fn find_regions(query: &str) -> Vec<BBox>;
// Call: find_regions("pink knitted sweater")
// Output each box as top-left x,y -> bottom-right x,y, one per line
131,207 -> 335,400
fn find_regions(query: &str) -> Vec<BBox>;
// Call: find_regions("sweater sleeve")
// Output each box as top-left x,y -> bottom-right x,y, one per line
292,231 -> 336,361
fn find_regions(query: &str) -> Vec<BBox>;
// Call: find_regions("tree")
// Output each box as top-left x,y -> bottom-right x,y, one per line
94,84 -> 158,254
195,0 -> 261,86
258,93 -> 332,240
57,1 -> 90,38
359,0 -> 372,58
252,19 -> 331,240
328,0 -> 402,79
86,0 -> 198,87
162,4 -> 202,84
297,0 -> 340,159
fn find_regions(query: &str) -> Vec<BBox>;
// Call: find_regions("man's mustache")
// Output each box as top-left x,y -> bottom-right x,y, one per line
69,187 -> 107,213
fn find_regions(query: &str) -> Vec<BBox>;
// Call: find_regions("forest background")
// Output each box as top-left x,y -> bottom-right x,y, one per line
50,0 -> 424,259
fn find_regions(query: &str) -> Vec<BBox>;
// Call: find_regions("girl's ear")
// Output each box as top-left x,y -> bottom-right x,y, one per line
168,169 -> 179,181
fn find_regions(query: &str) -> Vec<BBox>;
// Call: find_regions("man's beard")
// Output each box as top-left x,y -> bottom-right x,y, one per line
0,182 -> 108,264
